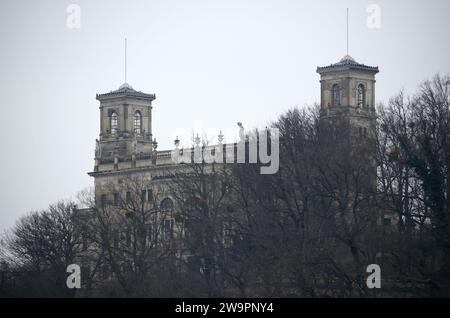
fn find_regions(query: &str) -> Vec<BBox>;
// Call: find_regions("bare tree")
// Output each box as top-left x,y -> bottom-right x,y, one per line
166,140 -> 236,297
1,200 -> 80,297
83,174 -> 179,297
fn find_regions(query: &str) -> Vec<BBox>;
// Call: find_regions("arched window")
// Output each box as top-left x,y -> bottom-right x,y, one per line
134,111 -> 142,135
332,84 -> 340,106
357,84 -> 365,107
110,111 -> 118,135
160,198 -> 174,241
160,198 -> 174,213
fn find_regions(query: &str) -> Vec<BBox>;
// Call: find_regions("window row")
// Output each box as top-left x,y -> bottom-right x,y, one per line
81,219 -> 175,256
107,222 -> 174,247
100,192 -> 172,210
109,110 -> 142,135
331,84 -> 367,107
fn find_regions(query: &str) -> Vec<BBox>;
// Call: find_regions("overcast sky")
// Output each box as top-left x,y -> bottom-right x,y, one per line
1,0 -> 450,233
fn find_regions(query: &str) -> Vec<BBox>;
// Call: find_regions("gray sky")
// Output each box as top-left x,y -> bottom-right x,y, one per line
1,0 -> 450,232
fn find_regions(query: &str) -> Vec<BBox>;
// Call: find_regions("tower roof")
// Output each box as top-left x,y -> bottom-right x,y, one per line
316,55 -> 379,74
96,83 -> 156,101
118,82 -> 135,91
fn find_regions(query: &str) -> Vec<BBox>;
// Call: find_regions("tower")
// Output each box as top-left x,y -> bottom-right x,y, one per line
94,83 -> 156,172
316,55 -> 379,194
316,55 -> 379,142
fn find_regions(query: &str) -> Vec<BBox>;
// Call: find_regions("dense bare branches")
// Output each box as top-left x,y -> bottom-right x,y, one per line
0,201 -> 80,297
1,74 -> 450,297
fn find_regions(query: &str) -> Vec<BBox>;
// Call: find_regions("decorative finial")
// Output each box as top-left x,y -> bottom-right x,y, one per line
218,131 -> 224,144
194,133 -> 201,146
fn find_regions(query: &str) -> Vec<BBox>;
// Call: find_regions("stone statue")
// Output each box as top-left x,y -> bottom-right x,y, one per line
95,139 -> 101,158
238,122 -> 245,142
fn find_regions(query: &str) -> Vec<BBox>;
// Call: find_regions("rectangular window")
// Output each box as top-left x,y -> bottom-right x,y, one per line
82,232 -> 88,251
147,223 -> 153,243
126,191 -> 131,204
113,230 -> 119,249
101,194 -> 107,208
184,219 -> 194,245
126,228 -> 131,247
81,226 -> 89,251
141,190 -> 146,202
148,189 -> 153,201
163,219 -> 174,241
113,193 -> 119,206
223,223 -> 233,247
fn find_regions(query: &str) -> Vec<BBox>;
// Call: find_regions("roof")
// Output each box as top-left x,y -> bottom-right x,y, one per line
96,82 -> 156,101
316,55 -> 379,74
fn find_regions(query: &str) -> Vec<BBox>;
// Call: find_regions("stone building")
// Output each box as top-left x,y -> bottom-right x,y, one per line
88,82 -> 177,214
82,55 -> 381,284
89,54 -> 379,205
316,55 -> 380,194
317,54 -> 378,140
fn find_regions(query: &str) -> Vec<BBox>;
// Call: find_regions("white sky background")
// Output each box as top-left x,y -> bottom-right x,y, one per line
0,0 -> 450,232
